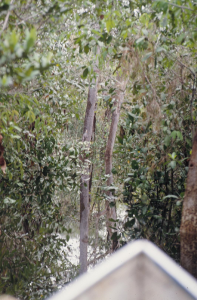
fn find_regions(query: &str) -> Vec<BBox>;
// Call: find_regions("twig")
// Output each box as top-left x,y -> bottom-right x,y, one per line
36,15 -> 51,31
168,2 -> 194,11
13,9 -> 23,21
88,250 -> 110,266
174,56 -> 195,77
17,13 -> 39,25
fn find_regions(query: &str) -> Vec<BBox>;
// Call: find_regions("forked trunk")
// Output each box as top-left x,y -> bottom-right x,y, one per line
180,129 -> 197,279
105,76 -> 128,251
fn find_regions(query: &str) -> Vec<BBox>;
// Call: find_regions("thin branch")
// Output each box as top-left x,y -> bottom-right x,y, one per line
168,2 -> 194,11
88,250 -> 110,266
164,51 -> 196,78
13,9 -> 23,21
36,15 -> 51,31
174,56 -> 195,77
18,14 -> 40,25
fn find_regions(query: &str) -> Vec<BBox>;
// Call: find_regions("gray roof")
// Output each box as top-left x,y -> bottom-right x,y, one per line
48,240 -> 197,300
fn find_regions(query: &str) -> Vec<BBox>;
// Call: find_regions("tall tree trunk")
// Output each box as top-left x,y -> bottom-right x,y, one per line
79,73 -> 99,274
89,113 -> 96,204
180,128 -> 197,279
105,76 -> 128,251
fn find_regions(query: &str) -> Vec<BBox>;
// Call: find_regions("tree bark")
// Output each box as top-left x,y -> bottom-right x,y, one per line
105,76 -> 128,251
79,71 -> 99,274
180,128 -> 197,279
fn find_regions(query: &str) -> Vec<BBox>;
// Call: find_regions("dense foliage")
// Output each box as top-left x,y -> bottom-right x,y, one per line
0,0 -> 196,298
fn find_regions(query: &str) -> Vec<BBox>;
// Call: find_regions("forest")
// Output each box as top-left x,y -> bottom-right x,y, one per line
0,0 -> 196,299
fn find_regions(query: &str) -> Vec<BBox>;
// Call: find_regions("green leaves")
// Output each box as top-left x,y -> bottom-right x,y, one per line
171,131 -> 183,141
0,75 -> 13,87
156,46 -> 166,53
83,67 -> 89,78
106,19 -> 115,32
169,160 -> 176,169
152,1 -> 169,13
168,152 -> 176,160
164,131 -> 183,147
142,52 -> 152,61
25,28 -> 37,52
0,0 -> 196,297
3,197 -> 16,204
0,1 -> 9,12
111,231 -> 121,241
136,37 -> 146,44
131,160 -> 139,170
84,44 -> 90,54
124,218 -> 135,229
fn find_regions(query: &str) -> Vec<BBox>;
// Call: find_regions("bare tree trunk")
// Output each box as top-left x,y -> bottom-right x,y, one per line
79,72 -> 99,274
180,129 -> 197,279
89,113 -> 96,204
105,76 -> 128,251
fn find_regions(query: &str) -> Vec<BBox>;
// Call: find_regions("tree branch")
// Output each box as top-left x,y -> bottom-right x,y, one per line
168,2 -> 194,11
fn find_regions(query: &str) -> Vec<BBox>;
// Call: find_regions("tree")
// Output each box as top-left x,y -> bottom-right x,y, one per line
1,0 -> 197,297
80,59 -> 99,274
0,1 -> 81,298
117,0 -> 197,272
180,127 -> 197,278
105,52 -> 131,251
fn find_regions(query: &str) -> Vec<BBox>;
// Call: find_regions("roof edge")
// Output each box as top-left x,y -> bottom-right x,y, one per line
48,240 -> 197,300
